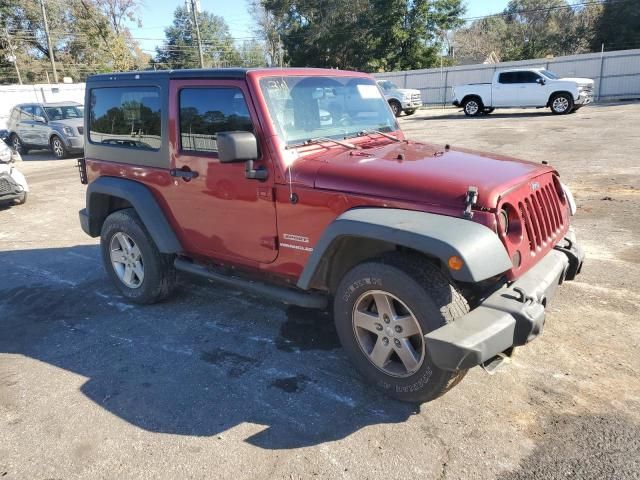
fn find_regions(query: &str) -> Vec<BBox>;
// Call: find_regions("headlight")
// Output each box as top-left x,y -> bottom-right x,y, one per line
561,182 -> 577,216
63,126 -> 75,136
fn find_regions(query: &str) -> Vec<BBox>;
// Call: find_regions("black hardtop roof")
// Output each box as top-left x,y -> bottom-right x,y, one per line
87,67 -> 366,83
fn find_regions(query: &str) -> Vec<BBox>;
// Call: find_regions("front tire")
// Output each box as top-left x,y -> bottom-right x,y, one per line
462,98 -> 483,117
100,208 -> 176,304
389,100 -> 402,117
550,93 -> 574,115
333,252 -> 469,403
50,135 -> 68,159
404,109 -> 416,116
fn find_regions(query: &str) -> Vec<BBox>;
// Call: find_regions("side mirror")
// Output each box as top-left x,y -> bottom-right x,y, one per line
536,78 -> 546,85
35,116 -> 46,123
217,131 -> 258,163
217,131 -> 267,180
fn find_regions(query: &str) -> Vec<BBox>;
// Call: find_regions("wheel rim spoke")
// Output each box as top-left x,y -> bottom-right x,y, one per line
394,338 -> 420,373
123,265 -> 134,285
353,309 -> 381,333
132,261 -> 144,282
394,314 -> 420,337
372,292 -> 395,319
111,250 -> 127,264
369,337 -> 392,369
109,232 -> 143,289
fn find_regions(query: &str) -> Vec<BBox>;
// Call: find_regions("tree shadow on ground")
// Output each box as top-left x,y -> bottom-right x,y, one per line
0,245 -> 418,450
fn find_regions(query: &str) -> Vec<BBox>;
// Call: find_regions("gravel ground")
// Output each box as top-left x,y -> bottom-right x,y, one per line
1,103 -> 639,479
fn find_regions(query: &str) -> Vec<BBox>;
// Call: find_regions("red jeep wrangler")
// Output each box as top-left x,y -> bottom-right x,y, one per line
78,68 -> 584,403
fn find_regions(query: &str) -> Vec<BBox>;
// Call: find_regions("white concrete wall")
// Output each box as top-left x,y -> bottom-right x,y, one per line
0,83 -> 85,130
374,49 -> 640,106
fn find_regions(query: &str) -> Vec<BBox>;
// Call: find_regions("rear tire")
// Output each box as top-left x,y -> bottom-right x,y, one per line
333,252 -> 469,403
550,93 -> 574,115
462,98 -> 483,117
389,100 -> 402,117
9,134 -> 27,155
100,208 -> 176,304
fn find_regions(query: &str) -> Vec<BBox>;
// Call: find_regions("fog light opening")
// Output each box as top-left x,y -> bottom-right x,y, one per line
511,250 -> 522,269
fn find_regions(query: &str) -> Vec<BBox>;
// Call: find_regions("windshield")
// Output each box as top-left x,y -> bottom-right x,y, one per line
540,70 -> 560,80
44,105 -> 84,121
259,76 -> 399,146
378,80 -> 398,91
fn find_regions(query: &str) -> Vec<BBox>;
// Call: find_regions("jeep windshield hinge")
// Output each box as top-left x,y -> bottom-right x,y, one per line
245,160 -> 268,181
463,186 -> 478,219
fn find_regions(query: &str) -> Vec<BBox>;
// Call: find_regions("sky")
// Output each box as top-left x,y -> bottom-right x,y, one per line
131,0 -> 512,55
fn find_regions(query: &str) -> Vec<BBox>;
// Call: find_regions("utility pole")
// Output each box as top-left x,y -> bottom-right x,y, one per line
4,26 -> 22,85
190,0 -> 205,68
40,0 -> 59,83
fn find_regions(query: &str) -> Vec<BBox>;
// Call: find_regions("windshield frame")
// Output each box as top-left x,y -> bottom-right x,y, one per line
258,74 -> 400,148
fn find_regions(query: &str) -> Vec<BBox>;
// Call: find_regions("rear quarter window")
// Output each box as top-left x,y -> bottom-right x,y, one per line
89,86 -> 162,150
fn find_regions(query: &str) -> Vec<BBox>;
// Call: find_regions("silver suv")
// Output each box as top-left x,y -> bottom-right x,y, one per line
7,102 -> 84,158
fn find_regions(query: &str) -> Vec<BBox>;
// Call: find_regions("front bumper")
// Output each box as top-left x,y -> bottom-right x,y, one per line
575,92 -> 593,105
452,100 -> 460,107
402,100 -> 422,109
425,232 -> 584,371
0,172 -> 25,202
65,136 -> 85,152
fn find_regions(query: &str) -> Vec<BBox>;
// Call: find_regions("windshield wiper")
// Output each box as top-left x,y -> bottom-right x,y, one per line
355,129 -> 402,142
287,137 -> 357,150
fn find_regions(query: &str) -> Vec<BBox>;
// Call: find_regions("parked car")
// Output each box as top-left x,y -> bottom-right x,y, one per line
452,68 -> 594,116
7,101 -> 84,158
77,68 -> 584,403
0,140 -> 28,206
377,80 -> 421,117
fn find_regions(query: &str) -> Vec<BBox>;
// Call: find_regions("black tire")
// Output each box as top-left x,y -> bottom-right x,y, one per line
462,97 -> 483,117
333,252 -> 469,403
9,134 -> 27,155
483,108 -> 495,114
100,208 -> 176,304
389,100 -> 402,117
50,135 -> 68,159
550,93 -> 574,115
404,109 -> 416,116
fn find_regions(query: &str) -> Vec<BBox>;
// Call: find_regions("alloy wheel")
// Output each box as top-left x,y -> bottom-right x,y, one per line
552,96 -> 569,113
352,290 -> 425,378
52,137 -> 64,158
109,232 -> 144,288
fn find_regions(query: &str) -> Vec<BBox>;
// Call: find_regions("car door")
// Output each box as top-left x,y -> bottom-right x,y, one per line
166,79 -> 279,264
16,106 -> 36,145
518,71 -> 549,106
491,72 -> 521,107
31,105 -> 49,147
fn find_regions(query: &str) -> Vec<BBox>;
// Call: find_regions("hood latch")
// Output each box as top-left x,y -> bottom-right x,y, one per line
463,186 -> 478,219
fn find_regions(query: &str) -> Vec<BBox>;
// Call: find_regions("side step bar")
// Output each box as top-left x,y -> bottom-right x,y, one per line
174,258 -> 328,309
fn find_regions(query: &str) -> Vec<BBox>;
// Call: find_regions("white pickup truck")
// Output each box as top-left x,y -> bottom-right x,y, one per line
377,80 -> 422,117
452,68 -> 594,116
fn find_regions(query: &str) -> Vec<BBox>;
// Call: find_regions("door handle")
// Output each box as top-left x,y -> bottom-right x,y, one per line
170,168 -> 199,180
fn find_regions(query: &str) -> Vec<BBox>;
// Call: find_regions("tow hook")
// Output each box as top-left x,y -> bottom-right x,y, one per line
481,350 -> 513,375
463,186 -> 478,219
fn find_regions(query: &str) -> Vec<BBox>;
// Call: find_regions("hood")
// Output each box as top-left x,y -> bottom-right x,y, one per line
303,141 -> 553,209
49,117 -> 84,129
558,77 -> 594,87
395,88 -> 420,95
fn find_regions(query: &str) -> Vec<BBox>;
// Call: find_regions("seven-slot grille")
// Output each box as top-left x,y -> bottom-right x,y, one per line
518,179 -> 565,252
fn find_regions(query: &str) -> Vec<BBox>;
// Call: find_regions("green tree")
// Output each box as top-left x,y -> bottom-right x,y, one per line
260,0 -> 464,72
591,0 -> 640,51
154,6 -> 240,69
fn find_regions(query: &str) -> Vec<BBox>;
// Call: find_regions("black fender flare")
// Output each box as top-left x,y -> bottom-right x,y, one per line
84,176 -> 182,254
297,208 -> 512,289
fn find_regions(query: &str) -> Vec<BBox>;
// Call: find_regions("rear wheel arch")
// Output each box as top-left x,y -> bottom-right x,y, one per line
85,177 -> 182,254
